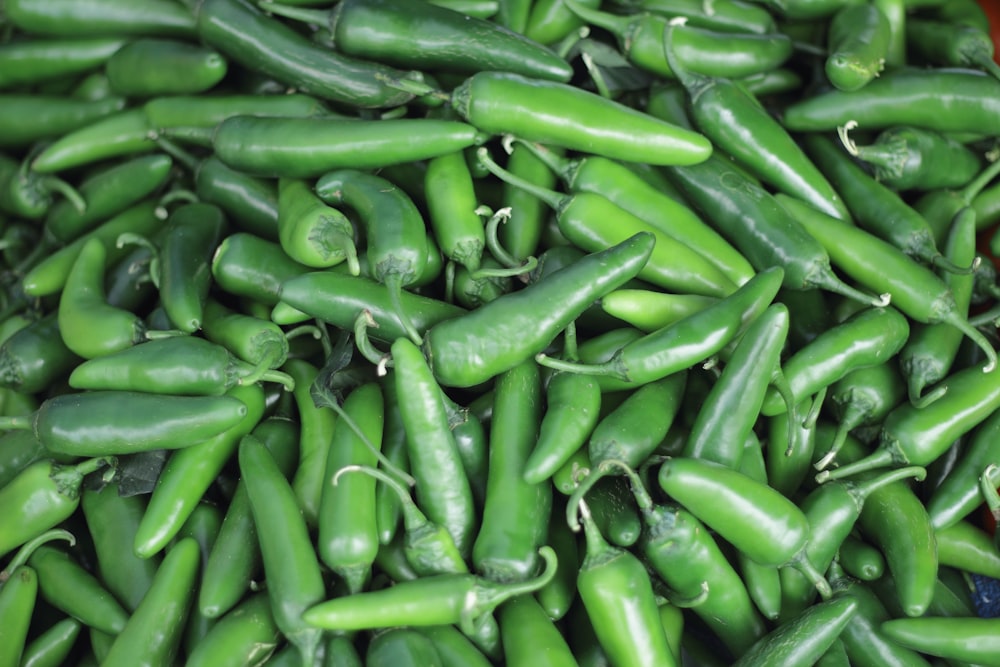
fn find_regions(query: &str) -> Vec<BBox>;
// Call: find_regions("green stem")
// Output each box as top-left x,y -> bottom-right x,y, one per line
961,151 -> 1000,202
814,447 -> 895,484
943,310 -> 998,373
534,353 -> 623,380
116,233 -> 161,288
475,147 -> 563,210
324,396 -> 415,488
353,309 -> 391,371
0,529 -> 75,583
788,552 -> 832,599
40,176 -> 86,215
333,464 -> 427,533
0,416 -> 31,431
385,274 -> 423,347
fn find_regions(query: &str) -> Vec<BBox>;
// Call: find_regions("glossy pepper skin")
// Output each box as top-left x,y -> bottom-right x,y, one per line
732,597 -> 859,667
881,617 -> 1000,664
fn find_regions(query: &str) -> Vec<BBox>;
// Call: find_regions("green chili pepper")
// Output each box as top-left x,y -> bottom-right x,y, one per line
5,0 -> 197,37
191,157 -> 280,242
19,616 -> 82,667
908,16 -> 1000,78
523,370 -> 601,485
366,627 -> 444,667
838,535 -> 886,583
105,38 -> 227,97
499,593 -> 578,667
934,519 -> 1000,578
848,125 -> 983,191
881,616 -> 1000,664
0,153 -> 86,221
186,591 -> 280,667
422,231 -> 655,388
926,408 -> 1000,530
100,538 -> 199,667
0,38 -> 128,90
424,150 -> 486,274
0,565 -> 37,667
824,3 -> 891,91
133,382 -> 265,559
276,177 -> 358,272
202,298 -> 291,374
497,141 -> 561,262
0,94 -> 125,149
416,624 -> 493,667
777,192 -> 997,375
733,596 -> 859,667
0,313 -> 81,395
31,108 -> 158,174
525,0 -> 597,44
302,546 -> 557,633
28,544 -> 129,635
239,433 -> 326,665
210,233 -> 306,307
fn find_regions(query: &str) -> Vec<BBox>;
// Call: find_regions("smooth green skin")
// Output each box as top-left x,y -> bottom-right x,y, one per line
196,159 -> 279,242
186,592 -> 281,667
278,273 -> 465,343
277,178 -> 355,269
733,597 -> 858,667
0,430 -> 52,490
28,545 -> 129,635
375,373 -> 408,546
838,535 -> 885,582
324,636 -> 363,667
614,0 -> 775,33
145,93 -> 327,130
881,617 -> 1000,663
46,153 -> 172,243
367,628 -> 444,667
392,337 -> 477,559
760,306 -> 909,416
106,38 -> 226,96
854,127 -> 982,191
522,371 -> 601,484
284,359 -> 335,529
536,502 -> 579,621
685,304 -> 787,467
133,383 -> 264,559
525,0 -> 597,44
0,313 -> 81,395
58,236 -> 149,359
827,571 -> 932,667
474,360 -> 552,582
499,595 -> 578,667
908,17 -> 1000,71
23,198 -> 163,298
658,456 -> 810,568
214,116 -> 481,178
211,234 -> 305,306
5,0 -> 196,37
934,520 -> 1000,579
0,94 -> 125,149
178,502 -> 224,657
443,395 -> 489,508
158,202 -> 228,332
424,232 -> 655,388
201,298 -> 288,370
28,390 -> 248,456
825,3 -> 890,91
739,556 -> 781,623
899,207 -> 977,404
32,108 -> 157,173
0,38 -> 126,90
239,434 -> 326,665
424,150 -> 484,272
926,406 -> 1000,530
81,481 -> 161,612
454,72 -> 711,166
20,617 -> 82,667
318,383 -> 384,593
782,67 -> 1000,133
194,0 -> 414,109
68,336 -> 269,396
601,290 -> 718,333
200,417 -> 299,619
0,566 -> 37,667
101,538 -> 199,667
827,362 -> 906,460
500,141 -> 559,261
416,625 -> 493,667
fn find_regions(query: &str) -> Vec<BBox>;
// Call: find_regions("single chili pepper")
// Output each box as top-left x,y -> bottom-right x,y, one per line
565,1 -> 792,79
19,616 -> 82,667
185,591 -> 281,667
424,150 -> 485,274
31,108 -> 158,174
366,627 -> 444,667
536,266 -> 784,389
573,497 -> 677,667
881,616 -> 1000,664
499,593 -> 578,667
522,369 -> 601,485
0,92 -> 125,149
824,3 -> 890,92
657,456 -> 831,595
845,126 -> 983,191
535,497 -> 580,621
239,433 -> 326,665
759,305 -> 909,416
0,565 -> 37,667
416,624 -> 493,667
838,535 -> 886,582
782,67 -> 1000,133
263,0 -> 573,81
4,0 -> 197,37
765,393 -> 820,499
28,544 -> 129,635
872,0 -> 907,65
898,206 -> 978,408
776,192 -> 997,375
0,313 -> 81,395
318,383 -> 384,594
934,518 -> 1000,578
105,38 -> 227,97
275,178 -> 358,273
441,393 -> 488,508
46,153 -> 173,243
23,198 -> 165,298
826,562 -> 933,667
132,382 -> 265,559
0,153 -> 86,221
818,361 -> 906,471
202,298 -> 290,372
478,147 -> 737,298
512,138 -> 754,286
610,0 -> 776,34
211,232 -> 307,307
194,0 -> 420,108
188,157 -> 278,242
0,38 -> 127,90
684,304 -> 790,468
57,237 -> 181,358
733,597 -> 859,667
572,473 -> 642,549
302,545 -> 556,632
211,115 -> 483,179
144,93 -> 328,132
497,141 -> 562,262
525,0 -> 597,44
474,360 -> 553,581
100,538 -> 199,667
908,16 -> 1000,79
600,290 -> 718,333
390,336 -> 477,557
780,465 -> 927,620
0,456 -> 111,558
374,371 -> 408,545
421,231 -> 655,388
199,416 -> 298,618
740,553 -> 783,623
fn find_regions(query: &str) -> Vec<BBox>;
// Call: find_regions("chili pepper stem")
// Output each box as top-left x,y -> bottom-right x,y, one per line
811,271 -> 891,308
474,205 -> 538,279
942,311 -> 998,373
814,447 -> 895,484
788,552 -> 832,599
38,175 -> 86,215
458,545 -> 558,636
565,464 -> 612,532
354,309 -> 392,371
535,353 -> 625,380
334,465 -> 426,533
980,464 -> 1000,521
239,362 -> 296,392
154,189 -> 199,219
331,229 -> 361,276
476,147 -> 563,211
0,529 -> 75,583
385,274 -> 424,347
960,152 -> 1000,203
908,382 -> 948,410
502,136 -> 572,182
770,370 -> 803,457
816,397 -> 883,471
154,137 -> 200,172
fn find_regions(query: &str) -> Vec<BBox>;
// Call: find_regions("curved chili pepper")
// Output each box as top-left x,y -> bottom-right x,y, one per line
31,108 -> 158,174
281,358 -> 335,528
934,519 -> 1000,578
424,150 -> 485,274
733,597 -> 858,667
28,544 -> 129,635
106,38 -> 227,96
824,3 -> 890,91
0,565 -> 37,667
185,591 -> 281,667
523,370 -> 601,485
881,616 -> 1000,664
19,616 -> 82,667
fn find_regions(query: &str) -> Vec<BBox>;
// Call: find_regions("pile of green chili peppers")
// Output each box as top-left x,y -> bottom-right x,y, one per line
5,0 -> 1000,664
